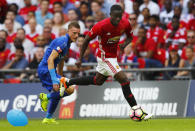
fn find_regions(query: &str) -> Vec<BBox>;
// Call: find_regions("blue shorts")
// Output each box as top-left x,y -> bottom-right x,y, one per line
38,67 -> 61,92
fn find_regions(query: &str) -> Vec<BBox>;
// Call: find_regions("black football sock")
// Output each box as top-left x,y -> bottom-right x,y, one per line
67,76 -> 96,86
121,82 -> 137,107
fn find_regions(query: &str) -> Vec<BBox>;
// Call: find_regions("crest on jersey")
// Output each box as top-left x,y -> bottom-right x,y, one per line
106,32 -> 111,35
120,29 -> 124,34
57,46 -> 62,53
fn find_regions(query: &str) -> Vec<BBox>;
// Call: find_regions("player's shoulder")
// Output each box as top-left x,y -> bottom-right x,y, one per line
120,17 -> 130,25
94,18 -> 110,27
54,35 -> 69,43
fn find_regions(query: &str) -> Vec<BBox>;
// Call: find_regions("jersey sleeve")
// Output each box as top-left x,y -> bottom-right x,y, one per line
125,20 -> 133,38
87,22 -> 101,39
53,38 -> 67,54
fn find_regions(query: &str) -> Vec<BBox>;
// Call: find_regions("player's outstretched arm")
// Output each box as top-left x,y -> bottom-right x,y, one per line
48,50 -> 60,91
76,35 -> 92,68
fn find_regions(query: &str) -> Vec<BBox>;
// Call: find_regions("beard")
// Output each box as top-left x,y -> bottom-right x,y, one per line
0,45 -> 5,52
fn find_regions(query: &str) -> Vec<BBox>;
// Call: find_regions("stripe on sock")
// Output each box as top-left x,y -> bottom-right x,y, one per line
121,81 -> 130,86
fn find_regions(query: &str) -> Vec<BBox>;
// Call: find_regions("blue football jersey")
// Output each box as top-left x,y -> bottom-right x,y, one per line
39,34 -> 71,70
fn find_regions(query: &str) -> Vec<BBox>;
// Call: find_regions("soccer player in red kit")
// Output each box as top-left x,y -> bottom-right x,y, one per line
60,4 -> 152,121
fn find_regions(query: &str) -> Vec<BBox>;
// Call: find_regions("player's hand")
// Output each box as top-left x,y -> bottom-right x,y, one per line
75,59 -> 82,68
119,44 -> 124,50
53,84 -> 60,92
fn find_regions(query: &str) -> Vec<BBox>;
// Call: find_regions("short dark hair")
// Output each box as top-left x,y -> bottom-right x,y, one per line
17,28 -> 26,34
8,3 -> 19,14
91,0 -> 101,6
68,21 -> 80,29
110,4 -> 123,12
68,8 -> 78,15
110,4 -> 122,13
130,13 -> 137,17
9,3 -> 18,10
142,7 -> 150,12
139,26 -> 147,32
80,1 -> 89,7
149,15 -> 159,21
174,5 -> 182,10
172,15 -> 180,21
53,1 -> 63,7
0,30 -> 8,37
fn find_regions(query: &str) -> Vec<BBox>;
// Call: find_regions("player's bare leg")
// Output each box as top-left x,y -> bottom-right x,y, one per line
64,72 -> 108,87
93,72 -> 108,85
114,71 -> 137,107
114,71 -> 152,121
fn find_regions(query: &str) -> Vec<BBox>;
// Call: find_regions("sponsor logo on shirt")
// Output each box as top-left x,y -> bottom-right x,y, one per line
107,36 -> 120,44
116,65 -> 119,69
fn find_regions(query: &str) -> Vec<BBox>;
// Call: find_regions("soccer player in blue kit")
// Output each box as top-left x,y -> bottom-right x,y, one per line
38,22 -> 80,124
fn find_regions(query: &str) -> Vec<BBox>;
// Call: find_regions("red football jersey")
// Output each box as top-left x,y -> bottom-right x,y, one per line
167,20 -> 187,30
26,34 -> 39,46
132,38 -> 157,58
87,18 -> 133,59
187,19 -> 195,31
19,6 -> 37,21
132,37 -> 165,63
164,28 -> 187,46
0,49 -> 10,68
6,33 -> 16,43
146,26 -> 165,45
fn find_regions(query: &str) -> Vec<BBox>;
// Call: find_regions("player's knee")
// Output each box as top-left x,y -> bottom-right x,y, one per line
120,79 -> 130,85
65,86 -> 74,95
96,81 -> 104,86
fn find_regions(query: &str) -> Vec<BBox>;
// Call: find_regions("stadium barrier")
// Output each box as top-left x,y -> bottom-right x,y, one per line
0,66 -> 195,82
1,80 -> 195,119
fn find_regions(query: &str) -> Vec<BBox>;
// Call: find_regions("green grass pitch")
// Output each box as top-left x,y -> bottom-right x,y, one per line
0,118 -> 195,131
